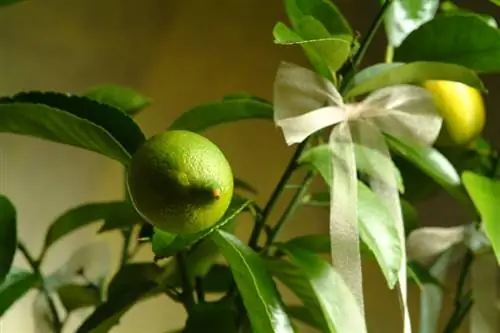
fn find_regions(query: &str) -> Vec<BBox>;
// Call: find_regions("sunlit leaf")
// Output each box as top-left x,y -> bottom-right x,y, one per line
169,98 -> 272,133
462,172 -> 500,263
0,92 -> 145,164
382,0 -> 439,47
299,143 -> 404,191
269,245 -> 365,332
210,230 -> 293,332
83,85 -> 150,116
395,14 -> 500,73
385,134 -> 468,205
345,61 -> 484,98
298,146 -> 404,287
440,1 -> 497,28
152,196 -> 250,259
284,0 -> 352,35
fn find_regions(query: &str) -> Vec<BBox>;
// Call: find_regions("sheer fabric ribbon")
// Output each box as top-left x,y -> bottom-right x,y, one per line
274,62 -> 443,333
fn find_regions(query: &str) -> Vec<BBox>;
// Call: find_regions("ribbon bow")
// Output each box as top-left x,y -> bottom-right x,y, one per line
273,62 -> 443,332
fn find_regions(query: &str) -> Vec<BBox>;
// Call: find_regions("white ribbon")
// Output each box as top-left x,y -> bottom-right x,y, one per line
273,62 -> 443,332
408,225 -> 499,333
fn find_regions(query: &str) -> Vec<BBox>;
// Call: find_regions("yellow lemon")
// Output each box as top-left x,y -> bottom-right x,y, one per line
127,130 -> 233,235
422,80 -> 485,147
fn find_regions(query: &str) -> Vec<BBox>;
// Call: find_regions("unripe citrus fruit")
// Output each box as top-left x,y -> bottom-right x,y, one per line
127,130 -> 234,235
422,80 -> 485,147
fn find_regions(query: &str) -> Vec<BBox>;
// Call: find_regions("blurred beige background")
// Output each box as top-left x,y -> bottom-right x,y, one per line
0,0 -> 498,332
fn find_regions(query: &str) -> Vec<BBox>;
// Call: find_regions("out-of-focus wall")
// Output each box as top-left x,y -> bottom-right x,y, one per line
1,0 -> 497,332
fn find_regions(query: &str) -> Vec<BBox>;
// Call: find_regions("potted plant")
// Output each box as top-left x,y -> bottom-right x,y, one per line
0,0 -> 499,332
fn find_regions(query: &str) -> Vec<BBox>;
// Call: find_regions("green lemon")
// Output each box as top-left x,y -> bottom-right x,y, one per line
422,80 -> 486,147
127,130 -> 234,235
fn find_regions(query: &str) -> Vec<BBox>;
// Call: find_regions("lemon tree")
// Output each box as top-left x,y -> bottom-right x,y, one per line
2,1 -> 500,333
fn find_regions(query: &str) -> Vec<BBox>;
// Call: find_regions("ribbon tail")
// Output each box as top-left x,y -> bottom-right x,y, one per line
329,122 -> 368,332
470,253 -> 499,333
352,120 -> 411,333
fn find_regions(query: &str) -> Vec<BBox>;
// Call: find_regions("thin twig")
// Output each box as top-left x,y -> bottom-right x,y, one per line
195,277 -> 205,303
18,242 -> 63,333
339,0 -> 394,82
176,252 -> 195,310
120,227 -> 132,266
266,171 -> 315,246
247,139 -> 308,248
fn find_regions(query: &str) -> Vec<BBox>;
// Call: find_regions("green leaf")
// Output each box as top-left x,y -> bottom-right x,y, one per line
278,0 -> 353,78
357,182 -> 402,288
407,261 -> 442,288
169,98 -> 272,133
385,134 -> 467,204
222,93 -> 270,104
284,0 -> 352,36
210,230 -> 293,332
382,0 -> 439,47
401,198 -> 419,235
268,245 -> 365,332
0,268 -> 38,316
490,0 -> 500,6
298,147 -> 404,288
274,20 -> 352,75
282,232 -> 373,256
75,282 -> 157,333
107,263 -> 162,298
286,305 -> 322,330
304,192 -> 418,235
184,299 -> 238,333
98,203 -> 142,233
0,0 -> 25,7
272,22 -> 330,80
42,201 -> 133,255
77,263 -> 160,333
440,2 -> 497,28
166,264 -> 232,293
282,234 -> 331,254
395,14 -> 500,73
83,85 -> 151,117
299,143 -> 404,191
0,92 -> 145,164
462,172 -> 500,263
0,196 -> 17,283
152,196 -> 250,259
57,284 -> 101,312
345,61 -> 484,99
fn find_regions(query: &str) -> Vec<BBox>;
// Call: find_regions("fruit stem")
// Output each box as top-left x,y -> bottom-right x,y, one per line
212,188 -> 221,199
176,251 -> 196,310
385,46 -> 394,63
